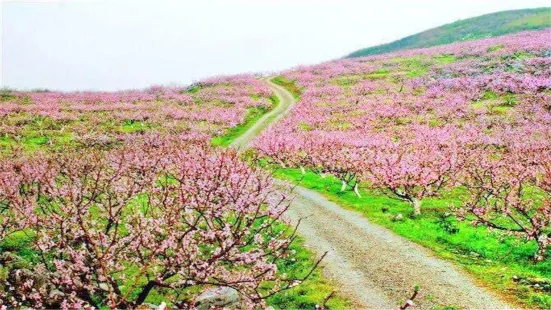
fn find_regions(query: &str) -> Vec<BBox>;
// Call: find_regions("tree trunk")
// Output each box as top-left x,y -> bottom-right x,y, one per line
320,173 -> 327,178
300,166 -> 306,175
136,280 -> 157,305
341,180 -> 347,192
354,183 -> 361,198
412,198 -> 422,216
534,237 -> 547,262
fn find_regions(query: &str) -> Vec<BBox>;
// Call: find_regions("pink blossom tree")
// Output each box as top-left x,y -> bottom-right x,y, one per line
459,143 -> 551,261
0,140 -> 315,308
363,126 -> 467,216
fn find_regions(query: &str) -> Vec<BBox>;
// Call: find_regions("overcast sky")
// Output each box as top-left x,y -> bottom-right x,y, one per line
2,0 -> 549,91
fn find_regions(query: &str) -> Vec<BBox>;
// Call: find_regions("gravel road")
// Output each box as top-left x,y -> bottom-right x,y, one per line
284,184 -> 514,309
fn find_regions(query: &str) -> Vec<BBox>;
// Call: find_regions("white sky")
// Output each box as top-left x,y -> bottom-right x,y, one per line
2,0 -> 550,91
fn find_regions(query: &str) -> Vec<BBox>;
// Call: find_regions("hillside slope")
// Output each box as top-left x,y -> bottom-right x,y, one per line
347,7 -> 551,58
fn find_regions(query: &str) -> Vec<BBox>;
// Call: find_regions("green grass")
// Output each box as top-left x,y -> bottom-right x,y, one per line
433,54 -> 457,64
0,92 -> 15,102
211,95 -> 279,147
364,68 -> 391,80
390,56 -> 432,77
505,10 -> 551,29
120,120 -> 150,133
272,77 -> 302,100
469,92 -> 518,117
185,84 -> 202,94
267,235 -> 352,309
273,168 -> 551,309
0,132 -> 76,154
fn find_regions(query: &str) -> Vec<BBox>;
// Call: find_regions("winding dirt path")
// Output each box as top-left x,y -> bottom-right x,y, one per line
229,78 -> 295,150
234,78 -> 514,309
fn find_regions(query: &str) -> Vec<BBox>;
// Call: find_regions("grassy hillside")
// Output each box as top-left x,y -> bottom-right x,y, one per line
347,7 -> 551,58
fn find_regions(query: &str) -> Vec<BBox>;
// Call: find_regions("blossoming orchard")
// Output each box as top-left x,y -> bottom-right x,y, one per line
254,29 -> 551,260
1,24 -> 550,308
0,75 -> 312,308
